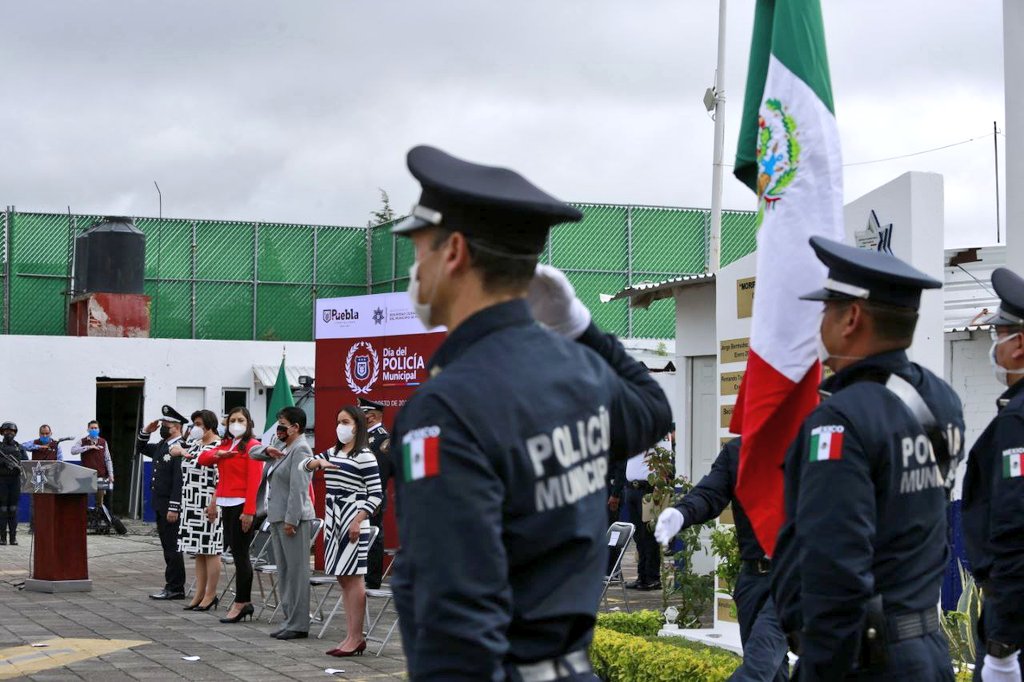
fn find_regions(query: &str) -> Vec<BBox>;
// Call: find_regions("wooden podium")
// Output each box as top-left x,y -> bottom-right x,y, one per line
21,461 -> 96,592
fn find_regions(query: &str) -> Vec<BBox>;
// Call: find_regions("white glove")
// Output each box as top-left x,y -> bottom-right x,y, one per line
654,508 -> 684,545
982,653 -> 1022,682
526,264 -> 592,339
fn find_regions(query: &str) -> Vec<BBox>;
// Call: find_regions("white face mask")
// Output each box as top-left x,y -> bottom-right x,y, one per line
228,422 -> 247,438
336,424 -> 355,445
816,310 -> 865,367
407,261 -> 434,328
189,425 -> 204,441
989,331 -> 1024,386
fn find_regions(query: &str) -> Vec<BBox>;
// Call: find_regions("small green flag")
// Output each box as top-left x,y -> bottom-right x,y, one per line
263,358 -> 295,439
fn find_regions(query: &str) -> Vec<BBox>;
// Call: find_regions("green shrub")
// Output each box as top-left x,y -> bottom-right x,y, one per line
589,627 -> 741,681
709,524 -> 741,598
596,610 -> 664,637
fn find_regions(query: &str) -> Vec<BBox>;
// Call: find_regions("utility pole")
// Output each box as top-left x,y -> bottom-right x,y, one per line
1004,0 -> 1023,267
995,121 -> 1001,243
708,0 -> 728,274
153,181 -> 162,220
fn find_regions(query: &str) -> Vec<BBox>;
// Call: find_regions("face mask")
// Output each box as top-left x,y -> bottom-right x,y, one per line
336,424 -> 355,445
189,425 -> 205,441
407,261 -> 434,328
88,428 -> 100,439
39,436 -> 51,444
989,332 -> 1024,386
159,425 -> 172,440
815,311 -> 865,367
228,422 -> 247,438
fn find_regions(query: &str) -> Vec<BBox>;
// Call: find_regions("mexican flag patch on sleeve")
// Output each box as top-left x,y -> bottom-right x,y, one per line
402,426 -> 441,482
809,425 -> 844,462
1003,447 -> 1024,479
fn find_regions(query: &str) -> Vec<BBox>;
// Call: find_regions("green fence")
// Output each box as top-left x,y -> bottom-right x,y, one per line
0,205 -> 756,341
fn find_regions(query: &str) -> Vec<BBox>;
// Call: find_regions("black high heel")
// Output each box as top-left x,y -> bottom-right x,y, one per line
219,603 -> 254,623
193,596 -> 220,612
183,602 -> 200,611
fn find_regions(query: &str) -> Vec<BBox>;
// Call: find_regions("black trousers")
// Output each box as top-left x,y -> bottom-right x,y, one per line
624,484 -> 660,585
0,476 -> 19,540
732,571 -> 789,681
221,504 -> 256,603
155,510 -> 185,593
366,513 -> 385,589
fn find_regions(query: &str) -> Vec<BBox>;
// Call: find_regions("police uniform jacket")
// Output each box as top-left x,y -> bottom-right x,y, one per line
0,438 -> 27,477
367,422 -> 393,516
390,299 -> 672,681
136,430 -> 183,515
675,438 -> 764,561
771,350 -> 964,678
962,377 -> 1024,649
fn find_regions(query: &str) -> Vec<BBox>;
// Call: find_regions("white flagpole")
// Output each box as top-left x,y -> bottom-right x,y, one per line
708,0 -> 728,274
1005,0 -> 1023,269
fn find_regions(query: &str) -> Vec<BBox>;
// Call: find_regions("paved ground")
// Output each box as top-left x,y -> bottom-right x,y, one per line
0,522 -> 665,681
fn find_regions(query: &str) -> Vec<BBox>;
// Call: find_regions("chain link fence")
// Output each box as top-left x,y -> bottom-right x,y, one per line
0,204 -> 755,341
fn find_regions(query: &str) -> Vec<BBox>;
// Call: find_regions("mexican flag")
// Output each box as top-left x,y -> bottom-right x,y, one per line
403,433 -> 440,482
729,0 -> 845,555
262,358 -> 295,444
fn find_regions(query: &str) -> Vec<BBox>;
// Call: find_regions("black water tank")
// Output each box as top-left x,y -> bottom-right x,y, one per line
73,217 -> 146,295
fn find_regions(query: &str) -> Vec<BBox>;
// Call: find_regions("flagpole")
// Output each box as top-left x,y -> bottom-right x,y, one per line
708,0 -> 728,274
1005,0 -> 1023,269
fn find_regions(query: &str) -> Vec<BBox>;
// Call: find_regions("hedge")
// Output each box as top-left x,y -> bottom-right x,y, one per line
589,627 -> 741,681
596,610 -> 664,637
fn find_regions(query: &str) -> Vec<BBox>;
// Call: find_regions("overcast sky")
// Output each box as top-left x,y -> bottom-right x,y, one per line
0,1 -> 1007,248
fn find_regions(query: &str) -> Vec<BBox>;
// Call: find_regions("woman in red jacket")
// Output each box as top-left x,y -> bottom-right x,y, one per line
197,406 -> 264,623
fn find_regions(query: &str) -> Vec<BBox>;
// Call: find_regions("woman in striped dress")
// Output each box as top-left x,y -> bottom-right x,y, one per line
303,405 -> 382,657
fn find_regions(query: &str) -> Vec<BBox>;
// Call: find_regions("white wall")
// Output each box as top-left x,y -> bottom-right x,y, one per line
673,282 -> 717,479
0,335 -> 314,444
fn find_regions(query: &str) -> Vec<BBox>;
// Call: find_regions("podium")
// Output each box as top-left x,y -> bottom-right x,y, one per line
20,461 -> 97,592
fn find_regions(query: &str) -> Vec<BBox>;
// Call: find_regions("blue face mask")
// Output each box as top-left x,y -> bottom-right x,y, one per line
88,428 -> 100,439
39,436 -> 51,444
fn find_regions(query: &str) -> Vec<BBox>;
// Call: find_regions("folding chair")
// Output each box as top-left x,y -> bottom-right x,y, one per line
218,520 -> 274,602
600,521 -> 635,613
362,553 -> 400,656
256,518 -> 323,622
314,525 -> 380,638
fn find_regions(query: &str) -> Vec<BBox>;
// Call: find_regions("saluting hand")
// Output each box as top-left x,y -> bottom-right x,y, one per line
265,447 -> 285,459
144,420 -> 160,434
526,264 -> 592,339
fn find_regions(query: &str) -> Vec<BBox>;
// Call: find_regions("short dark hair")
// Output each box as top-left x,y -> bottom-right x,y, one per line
88,420 -> 99,428
862,300 -> 918,343
39,424 -> 51,433
336,405 -> 370,455
433,230 -> 538,293
278,406 -> 306,431
192,409 -> 219,432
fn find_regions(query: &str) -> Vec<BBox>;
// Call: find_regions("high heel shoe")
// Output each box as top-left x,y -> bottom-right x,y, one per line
182,602 -> 201,611
219,603 -> 254,623
193,596 -> 220,612
327,641 -> 366,657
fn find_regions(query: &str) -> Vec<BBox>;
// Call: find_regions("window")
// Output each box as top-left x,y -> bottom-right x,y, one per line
223,389 -> 248,414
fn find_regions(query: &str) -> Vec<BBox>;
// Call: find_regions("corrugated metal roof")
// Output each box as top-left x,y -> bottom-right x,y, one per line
943,245 -> 1002,331
252,364 -> 315,388
601,273 -> 714,309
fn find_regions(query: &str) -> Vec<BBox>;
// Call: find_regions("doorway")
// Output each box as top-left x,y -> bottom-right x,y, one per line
95,379 -> 144,518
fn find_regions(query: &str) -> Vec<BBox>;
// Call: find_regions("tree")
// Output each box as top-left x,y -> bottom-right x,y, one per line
368,188 -> 396,227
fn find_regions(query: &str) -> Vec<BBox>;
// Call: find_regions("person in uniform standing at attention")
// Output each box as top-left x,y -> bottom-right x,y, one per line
302,405 -> 383,657
197,406 -> 264,625
171,410 -> 223,612
250,406 -> 316,640
623,445 -> 661,591
389,145 -> 672,682
0,422 -> 28,546
138,406 -> 188,600
71,420 -> 114,512
771,237 -> 964,681
358,397 -> 392,590
961,267 -> 1024,682
655,437 -> 789,681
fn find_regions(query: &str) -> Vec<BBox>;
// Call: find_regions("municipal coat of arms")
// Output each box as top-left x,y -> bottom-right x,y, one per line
757,99 -> 800,212
345,341 -> 380,395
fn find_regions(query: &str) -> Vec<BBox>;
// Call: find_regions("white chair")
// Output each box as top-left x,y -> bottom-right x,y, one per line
313,525 -> 381,638
362,561 -> 400,656
256,518 -> 323,622
600,521 -> 636,613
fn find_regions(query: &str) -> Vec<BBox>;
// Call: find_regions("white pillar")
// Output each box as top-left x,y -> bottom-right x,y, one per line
1005,0 -> 1024,270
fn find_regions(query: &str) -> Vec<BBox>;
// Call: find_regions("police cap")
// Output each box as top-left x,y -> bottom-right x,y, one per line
799,236 -> 941,310
985,267 -> 1024,327
392,145 -> 583,255
357,397 -> 384,412
160,405 -> 189,425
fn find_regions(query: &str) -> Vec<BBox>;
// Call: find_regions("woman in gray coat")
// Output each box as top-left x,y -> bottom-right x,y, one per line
251,406 -> 316,640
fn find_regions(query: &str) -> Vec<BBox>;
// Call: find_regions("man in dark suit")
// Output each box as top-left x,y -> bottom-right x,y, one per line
138,405 -> 187,600
359,397 -> 393,589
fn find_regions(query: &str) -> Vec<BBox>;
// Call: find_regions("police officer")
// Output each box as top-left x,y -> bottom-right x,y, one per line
962,267 -> 1024,682
358,396 -> 393,589
771,237 -> 964,681
389,145 -> 672,681
655,437 -> 789,681
0,422 -> 28,545
137,405 -> 187,600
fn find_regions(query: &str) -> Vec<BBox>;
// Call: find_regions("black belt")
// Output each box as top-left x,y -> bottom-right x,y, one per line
742,558 -> 772,575
627,480 -> 651,490
786,607 -> 940,655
